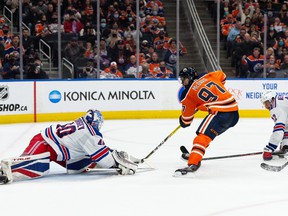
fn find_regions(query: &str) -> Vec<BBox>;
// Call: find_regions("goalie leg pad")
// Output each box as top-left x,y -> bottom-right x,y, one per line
112,150 -> 138,175
1,152 -> 50,183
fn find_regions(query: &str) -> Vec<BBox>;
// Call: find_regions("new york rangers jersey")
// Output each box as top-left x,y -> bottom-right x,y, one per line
41,117 -> 113,167
268,95 -> 288,145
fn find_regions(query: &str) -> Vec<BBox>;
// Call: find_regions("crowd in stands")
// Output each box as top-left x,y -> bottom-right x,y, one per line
209,0 -> 288,78
0,0 -> 187,79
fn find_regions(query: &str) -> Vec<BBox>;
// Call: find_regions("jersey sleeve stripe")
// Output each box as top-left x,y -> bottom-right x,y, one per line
91,146 -> 109,162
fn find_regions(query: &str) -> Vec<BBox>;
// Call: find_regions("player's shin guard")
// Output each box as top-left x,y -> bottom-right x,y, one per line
1,152 -> 50,183
188,134 -> 212,166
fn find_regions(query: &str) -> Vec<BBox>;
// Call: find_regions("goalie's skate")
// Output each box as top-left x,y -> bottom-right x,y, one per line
0,169 -> 9,185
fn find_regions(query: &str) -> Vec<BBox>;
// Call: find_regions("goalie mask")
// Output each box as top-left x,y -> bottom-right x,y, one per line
179,66 -> 198,86
84,109 -> 104,131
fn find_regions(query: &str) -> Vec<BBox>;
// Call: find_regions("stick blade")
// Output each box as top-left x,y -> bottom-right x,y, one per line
260,162 -> 285,172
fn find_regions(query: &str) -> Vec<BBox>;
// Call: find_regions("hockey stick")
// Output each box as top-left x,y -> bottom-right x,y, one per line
260,160 -> 288,172
86,167 -> 154,173
131,125 -> 181,164
180,145 -> 262,161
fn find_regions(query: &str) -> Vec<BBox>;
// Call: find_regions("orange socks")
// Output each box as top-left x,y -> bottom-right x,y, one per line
188,134 -> 212,165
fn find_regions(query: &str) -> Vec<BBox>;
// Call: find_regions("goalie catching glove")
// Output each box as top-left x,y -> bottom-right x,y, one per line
112,150 -> 138,175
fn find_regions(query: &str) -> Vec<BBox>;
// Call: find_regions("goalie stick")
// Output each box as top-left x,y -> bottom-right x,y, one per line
180,145 -> 262,161
131,125 -> 181,164
260,161 -> 288,172
86,167 -> 154,173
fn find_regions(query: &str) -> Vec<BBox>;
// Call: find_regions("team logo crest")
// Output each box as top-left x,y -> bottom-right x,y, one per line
0,85 -> 9,101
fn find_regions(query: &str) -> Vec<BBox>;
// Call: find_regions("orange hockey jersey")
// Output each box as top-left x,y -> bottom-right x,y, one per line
180,70 -> 238,125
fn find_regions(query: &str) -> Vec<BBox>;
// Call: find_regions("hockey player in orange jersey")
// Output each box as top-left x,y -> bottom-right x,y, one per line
175,67 -> 239,176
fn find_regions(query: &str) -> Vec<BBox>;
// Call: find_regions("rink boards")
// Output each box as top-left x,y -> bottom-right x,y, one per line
0,79 -> 287,124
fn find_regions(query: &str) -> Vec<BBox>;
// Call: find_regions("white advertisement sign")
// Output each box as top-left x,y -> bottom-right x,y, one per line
36,80 -> 182,113
225,79 -> 288,110
1,79 -> 288,118
0,82 -> 34,115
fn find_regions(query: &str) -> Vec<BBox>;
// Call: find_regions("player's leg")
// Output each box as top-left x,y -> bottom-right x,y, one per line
22,133 -> 66,167
0,152 -> 50,184
0,133 -> 58,184
188,111 -> 239,167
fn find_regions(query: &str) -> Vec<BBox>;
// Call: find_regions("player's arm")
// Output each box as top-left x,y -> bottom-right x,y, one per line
179,99 -> 197,128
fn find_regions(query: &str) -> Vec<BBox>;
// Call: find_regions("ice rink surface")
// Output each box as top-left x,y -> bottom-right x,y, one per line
1,118 -> 288,216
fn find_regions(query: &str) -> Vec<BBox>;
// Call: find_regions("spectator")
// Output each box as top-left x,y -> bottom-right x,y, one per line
280,54 -> 288,78
2,53 -> 20,79
238,1 -> 254,25
64,37 -> 86,65
233,34 -> 248,77
46,3 -> 56,24
107,28 -> 122,54
149,52 -> 160,76
4,34 -> 22,63
221,14 -> 235,42
265,54 -> 280,78
124,34 -> 136,54
95,38 -> 111,70
112,40 -> 130,73
139,62 -> 154,79
140,40 -> 150,56
273,17 -> 285,36
241,47 -> 264,78
100,61 -> 123,79
100,18 -> 110,38
25,6 -> 42,36
36,0 -> 48,15
84,41 -> 94,59
226,21 -> 242,58
155,61 -> 174,78
124,24 -> 142,40
124,55 -> 143,78
0,24 -> 12,42
279,3 -> 288,21
26,58 -> 49,79
48,15 -> 64,34
79,60 -> 97,79
153,30 -> 170,51
63,12 -> 83,33
79,22 -> 97,44
163,39 -> 187,75
22,28 -> 34,52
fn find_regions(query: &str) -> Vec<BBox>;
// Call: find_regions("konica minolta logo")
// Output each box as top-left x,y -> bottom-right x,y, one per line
49,90 -> 62,103
0,85 -> 9,101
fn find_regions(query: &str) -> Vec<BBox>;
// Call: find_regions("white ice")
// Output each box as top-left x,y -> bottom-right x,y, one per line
1,118 -> 288,216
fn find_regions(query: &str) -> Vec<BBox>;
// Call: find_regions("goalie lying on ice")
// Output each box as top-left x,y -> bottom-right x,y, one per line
0,109 -> 138,185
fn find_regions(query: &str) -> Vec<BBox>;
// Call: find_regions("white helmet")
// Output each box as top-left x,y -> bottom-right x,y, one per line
84,109 -> 104,131
260,91 -> 276,104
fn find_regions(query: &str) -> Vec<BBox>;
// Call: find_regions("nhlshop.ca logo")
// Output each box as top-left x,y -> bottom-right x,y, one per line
0,104 -> 28,112
0,85 -> 28,112
0,85 -> 9,101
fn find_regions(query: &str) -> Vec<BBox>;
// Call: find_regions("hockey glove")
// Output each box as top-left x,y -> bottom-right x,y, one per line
179,116 -> 190,128
263,151 -> 272,161
112,150 -> 138,175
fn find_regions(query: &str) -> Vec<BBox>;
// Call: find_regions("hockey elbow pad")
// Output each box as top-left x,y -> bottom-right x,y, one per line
179,116 -> 191,128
